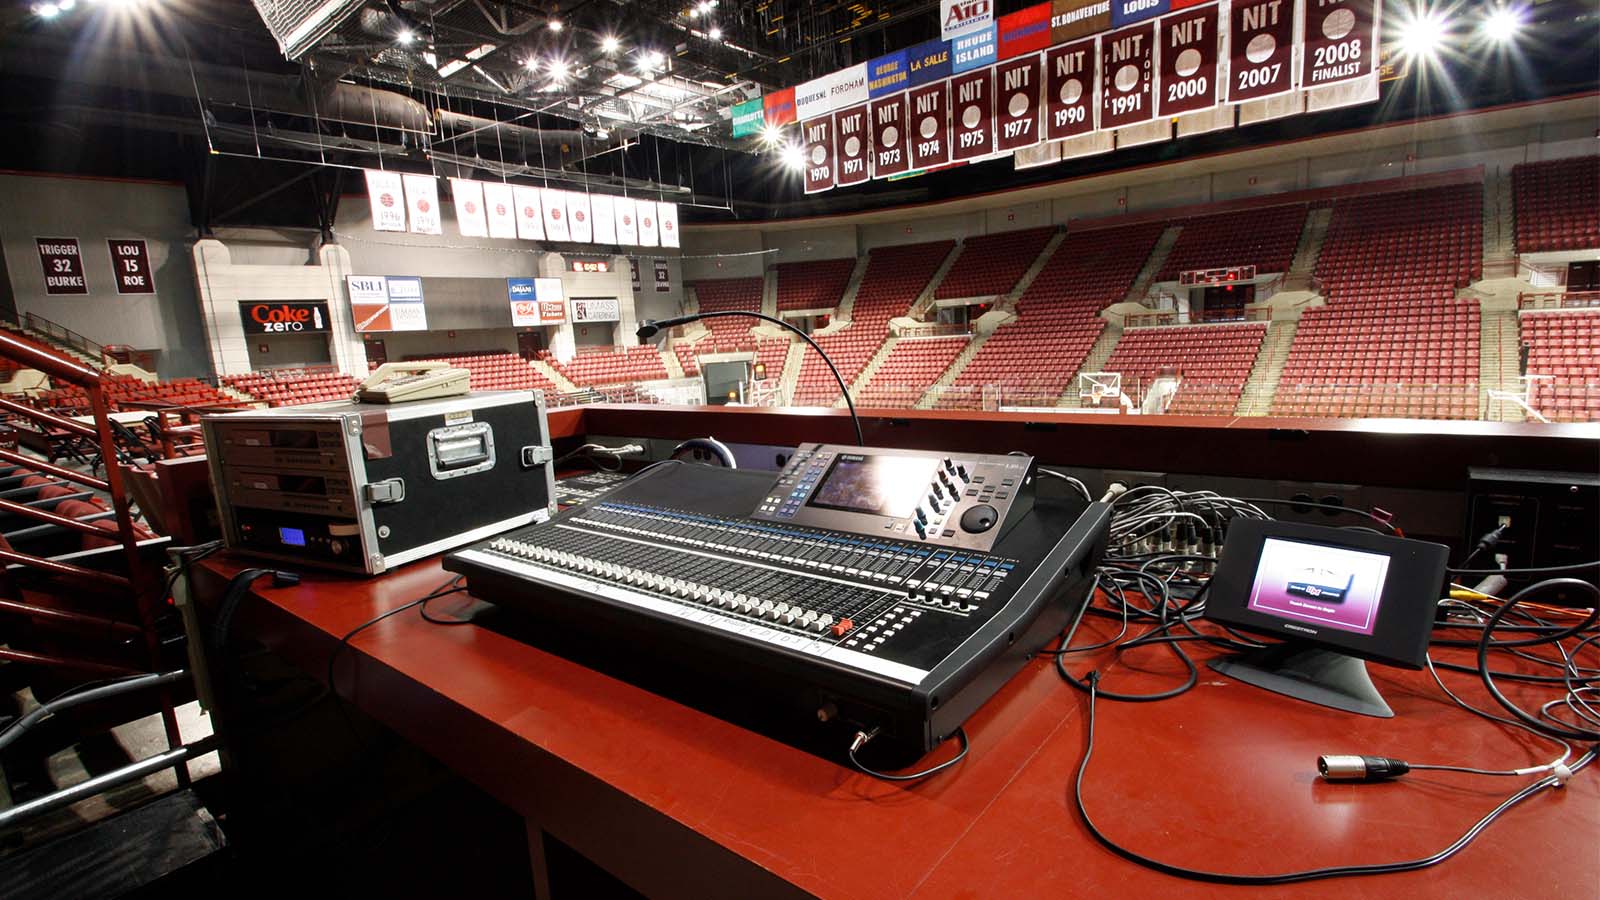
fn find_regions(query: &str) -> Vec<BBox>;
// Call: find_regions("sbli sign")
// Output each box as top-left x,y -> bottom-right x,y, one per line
941,0 -> 992,40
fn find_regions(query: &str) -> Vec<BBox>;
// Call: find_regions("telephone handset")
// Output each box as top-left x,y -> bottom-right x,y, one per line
357,362 -> 472,404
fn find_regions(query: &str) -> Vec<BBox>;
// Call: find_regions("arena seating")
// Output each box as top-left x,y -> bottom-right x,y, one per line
675,338 -> 788,383
934,227 -> 1056,300
1156,204 -> 1308,280
1273,182 -> 1483,419
774,258 -> 855,312
793,240 -> 954,406
937,223 -> 1166,409
690,277 -> 765,342
399,352 -> 562,397
543,345 -> 669,387
34,375 -> 243,414
1103,322 -> 1269,415
1512,156 -> 1600,253
224,368 -> 360,406
855,336 -> 969,408
1520,310 -> 1600,422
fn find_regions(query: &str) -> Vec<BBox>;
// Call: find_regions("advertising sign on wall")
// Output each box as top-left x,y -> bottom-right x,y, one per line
240,301 -> 330,335
348,275 -> 428,332
571,297 -> 621,323
508,278 -> 567,325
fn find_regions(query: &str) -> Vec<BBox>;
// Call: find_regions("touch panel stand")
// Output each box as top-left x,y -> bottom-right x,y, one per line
1208,643 -> 1393,718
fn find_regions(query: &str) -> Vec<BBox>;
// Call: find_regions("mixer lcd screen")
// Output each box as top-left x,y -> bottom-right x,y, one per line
808,453 -> 938,518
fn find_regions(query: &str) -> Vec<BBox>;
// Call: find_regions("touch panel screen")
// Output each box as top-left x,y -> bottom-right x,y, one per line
808,454 -> 939,518
1246,537 -> 1392,636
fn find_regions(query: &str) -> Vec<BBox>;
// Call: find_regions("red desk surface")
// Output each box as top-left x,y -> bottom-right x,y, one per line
199,557 -> 1599,899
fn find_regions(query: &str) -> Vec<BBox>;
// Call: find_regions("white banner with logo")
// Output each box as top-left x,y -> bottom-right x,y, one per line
512,185 -> 545,240
482,182 -> 518,239
363,169 -> 406,232
450,178 -> 487,237
541,188 -> 571,242
658,202 -> 680,248
568,191 -> 594,243
402,174 -> 442,235
637,200 -> 660,247
591,194 -> 618,245
614,197 -> 640,245
942,0 -> 994,41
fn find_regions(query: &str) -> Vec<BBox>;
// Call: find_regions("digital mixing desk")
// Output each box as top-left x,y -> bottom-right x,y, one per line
446,445 -> 1110,763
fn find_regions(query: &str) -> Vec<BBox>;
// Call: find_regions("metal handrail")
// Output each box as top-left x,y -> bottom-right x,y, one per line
22,310 -> 108,364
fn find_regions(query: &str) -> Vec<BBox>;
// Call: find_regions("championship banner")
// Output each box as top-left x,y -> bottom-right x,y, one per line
1052,0 -> 1111,42
802,115 -> 837,194
658,202 -> 680,248
1302,0 -> 1374,87
952,25 -> 998,73
826,64 -> 870,112
638,200 -> 660,247
834,105 -> 871,186
615,197 -> 639,245
764,87 -> 797,127
482,182 -> 517,239
868,51 -> 910,98
591,194 -> 617,244
1156,3 -> 1219,117
731,97 -> 766,138
450,178 -> 487,237
908,80 -> 952,170
1100,21 -> 1155,128
403,174 -> 442,235
568,192 -> 594,244
870,95 -> 911,178
906,39 -> 953,88
950,69 -> 996,161
363,169 -> 406,232
998,3 -> 1051,59
1046,38 -> 1097,140
1111,0 -> 1169,27
541,188 -> 571,242
1228,0 -> 1295,101
941,0 -> 993,41
795,77 -> 832,122
995,54 -> 1044,152
512,185 -> 545,240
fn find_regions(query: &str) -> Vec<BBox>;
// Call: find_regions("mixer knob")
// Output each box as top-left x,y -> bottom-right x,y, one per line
957,464 -> 968,481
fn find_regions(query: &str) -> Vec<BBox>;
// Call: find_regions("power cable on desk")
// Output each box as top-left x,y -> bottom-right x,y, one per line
846,727 -> 969,782
1072,672 -> 1599,885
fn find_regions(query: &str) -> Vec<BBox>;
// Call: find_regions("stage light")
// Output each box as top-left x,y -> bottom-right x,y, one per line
1398,9 -> 1446,58
524,57 -> 540,70
550,59 -> 570,82
1483,6 -> 1524,42
397,29 -> 415,44
779,143 -> 805,171
759,123 -> 784,147
547,19 -> 563,32
601,34 -> 620,53
33,2 -> 61,18
708,26 -> 722,41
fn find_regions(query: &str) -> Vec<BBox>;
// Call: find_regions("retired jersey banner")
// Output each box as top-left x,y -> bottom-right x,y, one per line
568,192 -> 593,244
950,69 -> 996,160
906,39 -> 953,88
450,178 -> 487,237
1156,3 -> 1220,117
868,51 -> 910,98
995,54 -> 1045,151
614,197 -> 639,245
541,188 -> 570,242
999,3 -> 1052,59
1302,0 -> 1373,87
658,202 -> 680,248
802,116 -> 837,194
941,0 -> 994,41
952,25 -> 998,74
638,200 -> 660,247
870,95 -> 911,178
402,174 -> 442,235
482,182 -> 517,239
764,87 -> 797,127
1100,22 -> 1156,128
1111,0 -> 1169,26
834,105 -> 872,186
1046,38 -> 1098,139
1228,0 -> 1295,101
731,97 -> 766,137
908,80 -> 952,170
591,193 -> 617,244
364,169 -> 406,232
512,185 -> 544,240
1052,0 -> 1112,41
795,77 -> 832,121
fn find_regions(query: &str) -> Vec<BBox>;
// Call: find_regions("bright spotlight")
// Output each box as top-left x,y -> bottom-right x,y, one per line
549,59 -> 569,82
600,34 -> 620,53
708,26 -> 722,41
397,29 -> 415,45
758,123 -> 784,147
1482,6 -> 1524,42
547,19 -> 563,32
33,2 -> 61,18
779,143 -> 805,172
1398,9 -> 1446,58
524,57 -> 540,70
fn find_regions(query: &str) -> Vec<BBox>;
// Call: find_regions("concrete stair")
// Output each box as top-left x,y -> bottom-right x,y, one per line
778,339 -> 807,405
1001,230 -> 1066,312
1122,225 -> 1183,303
532,359 -> 580,394
1480,307 -> 1524,422
838,335 -> 901,407
907,243 -> 963,319
761,268 -> 778,318
1057,324 -> 1124,407
833,255 -> 871,324
661,345 -> 686,379
1235,320 -> 1298,416
916,330 -> 992,409
1285,207 -> 1333,288
1481,170 -> 1520,278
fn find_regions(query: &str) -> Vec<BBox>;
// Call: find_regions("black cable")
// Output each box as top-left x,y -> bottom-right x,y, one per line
325,575 -> 467,703
1476,579 -> 1600,742
846,727 -> 969,782
1448,560 -> 1599,576
420,593 -> 476,625
1231,497 -> 1399,533
1073,672 -> 1599,885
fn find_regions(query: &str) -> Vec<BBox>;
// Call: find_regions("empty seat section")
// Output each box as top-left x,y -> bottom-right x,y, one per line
1156,204 -> 1308,280
34,375 -> 244,414
396,352 -> 561,397
774,258 -> 855,312
690,277 -> 764,343
675,338 -> 788,381
543,346 -> 669,387
1521,310 -> 1600,422
792,241 -> 954,406
224,367 -> 362,406
1104,322 -> 1268,415
938,223 -> 1165,409
1512,155 -> 1600,253
934,227 -> 1055,300
1272,182 -> 1483,419
856,336 -> 969,408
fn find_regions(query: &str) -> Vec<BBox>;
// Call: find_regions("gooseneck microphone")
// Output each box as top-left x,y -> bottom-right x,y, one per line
637,310 -> 865,447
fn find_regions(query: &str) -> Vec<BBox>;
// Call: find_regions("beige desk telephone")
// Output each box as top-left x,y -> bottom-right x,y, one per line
357,362 -> 472,404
